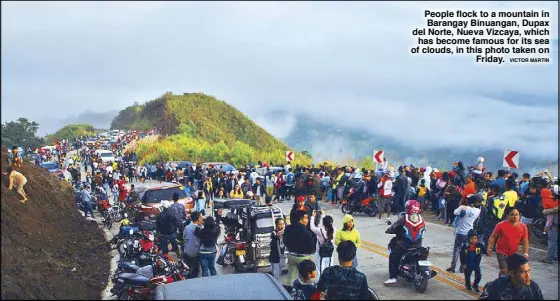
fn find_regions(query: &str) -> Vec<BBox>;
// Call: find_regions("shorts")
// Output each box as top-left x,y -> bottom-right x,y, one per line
378,197 -> 391,213
497,253 -> 508,270
17,178 -> 27,194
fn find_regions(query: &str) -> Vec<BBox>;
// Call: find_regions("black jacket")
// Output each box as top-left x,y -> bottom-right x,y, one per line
479,277 -> 544,300
195,225 -> 220,248
252,182 -> 266,197
156,209 -> 177,235
269,231 -> 286,263
283,222 -> 317,255
459,242 -> 486,268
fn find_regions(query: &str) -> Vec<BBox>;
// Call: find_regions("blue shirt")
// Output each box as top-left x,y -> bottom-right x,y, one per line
492,178 -> 506,190
519,181 -> 529,196
82,190 -> 93,204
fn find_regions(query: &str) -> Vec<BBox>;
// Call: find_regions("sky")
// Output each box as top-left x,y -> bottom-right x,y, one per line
1,1 -> 558,160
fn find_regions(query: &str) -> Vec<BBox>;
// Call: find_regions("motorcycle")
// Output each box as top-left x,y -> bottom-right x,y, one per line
217,231 -> 248,273
111,256 -> 189,300
341,189 -> 379,217
390,245 -> 437,293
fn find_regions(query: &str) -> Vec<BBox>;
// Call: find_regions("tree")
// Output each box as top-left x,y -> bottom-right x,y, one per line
1,118 -> 45,149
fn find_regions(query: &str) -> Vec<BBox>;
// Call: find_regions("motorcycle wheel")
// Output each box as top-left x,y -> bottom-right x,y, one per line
368,206 -> 378,217
414,273 -> 429,293
341,203 -> 350,214
112,210 -> 123,223
532,218 -> 547,240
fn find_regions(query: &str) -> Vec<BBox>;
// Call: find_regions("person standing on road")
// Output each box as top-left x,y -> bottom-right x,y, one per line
539,181 -> 558,264
183,211 -> 202,279
270,217 -> 287,280
170,192 -> 186,240
478,253 -> 544,300
485,185 -> 507,247
81,184 -> 95,218
518,185 -> 540,242
316,241 -> 374,300
310,213 -> 336,277
195,216 -> 220,277
447,197 -> 481,273
487,208 -> 529,277
155,201 -> 180,257
459,230 -> 486,293
335,214 -> 361,268
283,210 -> 317,291
6,167 -> 28,203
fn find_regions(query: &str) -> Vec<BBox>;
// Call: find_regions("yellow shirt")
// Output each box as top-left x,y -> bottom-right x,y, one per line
230,190 -> 243,199
503,190 -> 519,208
418,186 -> 427,197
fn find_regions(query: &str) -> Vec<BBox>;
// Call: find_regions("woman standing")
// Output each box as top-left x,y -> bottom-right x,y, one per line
195,216 -> 220,277
269,217 -> 286,280
335,214 -> 361,267
310,213 -> 336,276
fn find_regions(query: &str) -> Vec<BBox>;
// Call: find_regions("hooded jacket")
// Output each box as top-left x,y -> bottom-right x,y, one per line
335,215 -> 361,248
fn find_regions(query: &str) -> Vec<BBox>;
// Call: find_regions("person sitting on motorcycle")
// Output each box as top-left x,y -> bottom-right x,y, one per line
384,200 -> 426,285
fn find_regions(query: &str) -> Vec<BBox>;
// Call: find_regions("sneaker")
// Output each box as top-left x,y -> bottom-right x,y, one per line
539,258 -> 553,264
465,285 -> 472,291
383,278 -> 397,285
473,286 -> 481,293
446,267 -> 455,273
459,266 -> 464,273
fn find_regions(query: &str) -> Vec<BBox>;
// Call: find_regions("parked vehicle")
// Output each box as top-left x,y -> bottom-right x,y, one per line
202,162 -> 238,175
133,183 -> 193,220
153,273 -> 291,300
214,198 -> 285,273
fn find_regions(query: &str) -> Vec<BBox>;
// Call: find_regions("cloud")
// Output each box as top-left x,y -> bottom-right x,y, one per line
1,1 -> 557,159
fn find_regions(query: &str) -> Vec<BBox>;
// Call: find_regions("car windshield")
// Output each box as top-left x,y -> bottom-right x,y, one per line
143,187 -> 187,204
42,163 -> 57,170
216,164 -> 236,172
100,153 -> 113,157
255,217 -> 275,229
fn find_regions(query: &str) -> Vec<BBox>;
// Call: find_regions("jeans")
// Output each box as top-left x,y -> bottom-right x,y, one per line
389,247 -> 405,279
199,252 -> 217,277
326,188 -> 332,202
451,233 -> 468,270
547,223 -> 558,261
159,233 -> 178,255
83,202 -> 95,218
331,188 -> 338,204
183,254 -> 200,279
464,266 -> 482,288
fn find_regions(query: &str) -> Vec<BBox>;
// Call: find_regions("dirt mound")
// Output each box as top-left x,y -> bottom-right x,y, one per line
1,149 -> 110,300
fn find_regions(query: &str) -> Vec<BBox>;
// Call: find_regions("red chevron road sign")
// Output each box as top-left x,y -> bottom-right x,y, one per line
286,151 -> 294,162
373,149 -> 384,163
503,149 -> 519,168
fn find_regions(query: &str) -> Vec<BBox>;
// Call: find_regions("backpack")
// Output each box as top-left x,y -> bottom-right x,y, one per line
318,229 -> 334,258
287,173 -> 295,185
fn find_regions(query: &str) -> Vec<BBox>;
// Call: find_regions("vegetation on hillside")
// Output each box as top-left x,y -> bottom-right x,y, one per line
112,93 -> 313,166
45,124 -> 96,144
1,118 -> 45,149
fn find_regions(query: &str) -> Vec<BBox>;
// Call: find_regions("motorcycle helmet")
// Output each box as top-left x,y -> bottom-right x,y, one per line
405,200 -> 421,214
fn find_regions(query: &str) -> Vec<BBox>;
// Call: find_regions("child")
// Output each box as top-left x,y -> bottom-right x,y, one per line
417,179 -> 428,211
459,230 -> 486,293
292,260 -> 317,300
270,217 -> 286,280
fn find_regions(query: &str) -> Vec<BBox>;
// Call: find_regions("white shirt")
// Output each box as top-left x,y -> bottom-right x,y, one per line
310,216 -> 336,253
454,206 -> 481,235
256,185 -> 261,196
93,162 -> 98,169
106,166 -> 114,173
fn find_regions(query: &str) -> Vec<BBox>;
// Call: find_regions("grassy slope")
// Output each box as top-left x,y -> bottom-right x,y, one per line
45,124 -> 96,144
111,93 -> 312,166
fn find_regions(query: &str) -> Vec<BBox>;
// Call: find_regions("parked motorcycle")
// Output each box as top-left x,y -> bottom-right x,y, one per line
111,256 -> 189,300
216,231 -> 248,273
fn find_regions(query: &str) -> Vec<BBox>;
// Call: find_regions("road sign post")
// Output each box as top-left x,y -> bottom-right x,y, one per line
503,149 -> 520,169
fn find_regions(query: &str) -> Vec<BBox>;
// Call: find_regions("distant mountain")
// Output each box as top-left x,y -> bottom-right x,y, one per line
280,112 -> 558,175
37,110 -> 118,136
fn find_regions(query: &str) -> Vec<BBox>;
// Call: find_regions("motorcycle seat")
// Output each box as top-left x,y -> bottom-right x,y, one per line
116,273 -> 150,286
119,261 -> 140,273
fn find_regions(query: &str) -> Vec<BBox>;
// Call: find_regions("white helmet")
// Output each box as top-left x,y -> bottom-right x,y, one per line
478,157 -> 484,163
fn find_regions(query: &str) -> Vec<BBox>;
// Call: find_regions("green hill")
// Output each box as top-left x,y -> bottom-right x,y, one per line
45,124 -> 96,144
111,92 -> 312,167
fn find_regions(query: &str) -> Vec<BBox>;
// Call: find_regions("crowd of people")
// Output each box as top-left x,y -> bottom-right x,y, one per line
4,134 -> 558,300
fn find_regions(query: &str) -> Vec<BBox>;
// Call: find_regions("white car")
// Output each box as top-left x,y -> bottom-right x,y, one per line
95,150 -> 115,163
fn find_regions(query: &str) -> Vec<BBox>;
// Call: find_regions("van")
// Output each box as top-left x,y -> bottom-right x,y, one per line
95,150 -> 115,163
